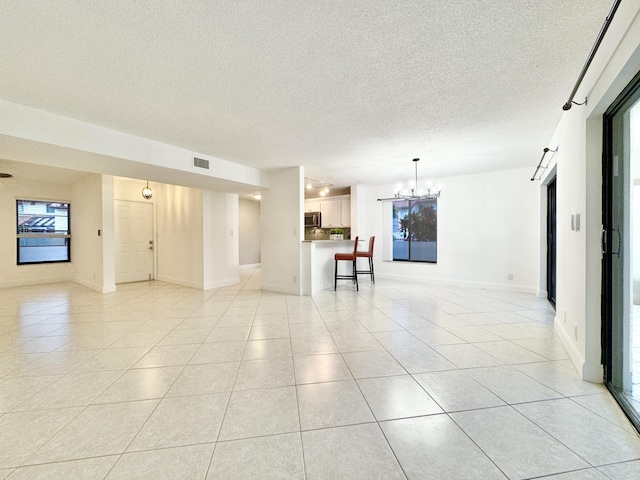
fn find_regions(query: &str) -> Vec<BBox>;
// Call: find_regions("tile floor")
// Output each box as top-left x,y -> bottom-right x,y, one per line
627,304 -> 640,411
1,269 -> 640,479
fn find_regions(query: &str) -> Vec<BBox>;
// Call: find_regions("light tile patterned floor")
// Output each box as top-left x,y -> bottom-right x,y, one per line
1,269 -> 640,479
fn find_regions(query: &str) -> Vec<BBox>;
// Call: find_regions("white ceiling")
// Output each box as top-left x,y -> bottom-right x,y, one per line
0,1 -> 612,189
0,158 -> 91,185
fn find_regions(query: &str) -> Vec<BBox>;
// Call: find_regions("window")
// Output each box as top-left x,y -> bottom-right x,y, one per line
392,199 -> 437,262
16,199 -> 70,264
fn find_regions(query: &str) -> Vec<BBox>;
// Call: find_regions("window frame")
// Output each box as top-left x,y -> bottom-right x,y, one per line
16,199 -> 71,265
391,198 -> 438,263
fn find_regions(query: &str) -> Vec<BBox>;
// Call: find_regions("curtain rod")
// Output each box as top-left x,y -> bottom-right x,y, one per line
562,0 -> 622,111
531,147 -> 558,182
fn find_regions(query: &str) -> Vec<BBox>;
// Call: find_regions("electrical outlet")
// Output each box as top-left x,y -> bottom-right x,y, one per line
574,325 -> 578,340
293,275 -> 297,284
507,274 -> 514,281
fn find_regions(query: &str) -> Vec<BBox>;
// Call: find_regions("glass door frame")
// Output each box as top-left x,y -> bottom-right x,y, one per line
602,68 -> 640,430
547,176 -> 557,308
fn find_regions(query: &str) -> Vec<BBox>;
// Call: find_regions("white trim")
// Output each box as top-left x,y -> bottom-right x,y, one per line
0,275 -> 74,289
554,316 -> 603,383
582,362 -> 605,384
156,274 -> 203,290
239,263 -> 261,270
537,289 -> 548,299
376,272 -> 537,294
73,277 -> 114,293
261,282 -> 301,295
203,276 -> 240,290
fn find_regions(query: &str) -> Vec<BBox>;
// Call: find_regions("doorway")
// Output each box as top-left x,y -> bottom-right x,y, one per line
547,176 -> 557,307
602,70 -> 640,429
114,200 -> 155,283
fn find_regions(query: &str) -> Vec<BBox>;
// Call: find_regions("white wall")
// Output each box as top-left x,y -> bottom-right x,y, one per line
155,183 -> 204,289
261,167 -> 303,294
0,179 -> 74,287
71,174 -> 107,292
539,2 -> 640,381
114,176 -> 241,291
361,167 -> 540,292
239,198 -> 261,266
203,191 -> 240,289
101,175 -> 116,293
0,99 -> 268,193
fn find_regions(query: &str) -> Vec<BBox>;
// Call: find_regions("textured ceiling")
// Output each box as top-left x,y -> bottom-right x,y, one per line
0,158 -> 91,185
0,1 -> 612,188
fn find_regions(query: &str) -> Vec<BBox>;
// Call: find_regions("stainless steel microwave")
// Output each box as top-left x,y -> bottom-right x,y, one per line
304,211 -> 321,228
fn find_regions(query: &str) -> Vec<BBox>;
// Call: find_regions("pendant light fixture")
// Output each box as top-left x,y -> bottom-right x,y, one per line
377,158 -> 441,202
141,181 -> 153,200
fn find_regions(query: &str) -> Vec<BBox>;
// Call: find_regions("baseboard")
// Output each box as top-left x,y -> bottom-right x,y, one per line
0,275 -> 74,289
203,277 -> 240,290
156,274 -> 203,290
582,362 -> 604,384
73,277 -> 115,293
239,263 -> 261,270
261,282 -> 301,295
376,273 -> 537,294
537,289 -> 548,299
554,317 -> 603,383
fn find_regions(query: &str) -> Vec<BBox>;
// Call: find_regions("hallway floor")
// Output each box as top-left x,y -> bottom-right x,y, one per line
1,269 -> 640,479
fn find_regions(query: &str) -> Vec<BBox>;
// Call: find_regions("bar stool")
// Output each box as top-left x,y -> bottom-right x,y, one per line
356,236 -> 375,284
334,236 -> 359,291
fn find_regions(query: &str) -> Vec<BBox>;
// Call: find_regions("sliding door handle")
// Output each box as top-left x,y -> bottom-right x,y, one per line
612,226 -> 621,256
601,227 -> 607,254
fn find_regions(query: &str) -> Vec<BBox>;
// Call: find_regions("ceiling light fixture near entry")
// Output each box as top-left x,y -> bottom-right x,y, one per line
141,181 -> 153,200
253,193 -> 262,200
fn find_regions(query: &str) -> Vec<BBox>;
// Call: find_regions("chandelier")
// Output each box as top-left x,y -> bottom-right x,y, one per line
377,158 -> 441,202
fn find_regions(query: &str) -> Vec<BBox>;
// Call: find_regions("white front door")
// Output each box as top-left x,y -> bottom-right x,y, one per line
115,200 -> 154,283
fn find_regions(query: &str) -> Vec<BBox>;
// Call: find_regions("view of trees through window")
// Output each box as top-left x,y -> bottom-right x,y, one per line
16,199 -> 70,264
392,199 -> 437,262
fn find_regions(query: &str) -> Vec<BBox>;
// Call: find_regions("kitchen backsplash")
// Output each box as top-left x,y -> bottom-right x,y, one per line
305,228 -> 351,241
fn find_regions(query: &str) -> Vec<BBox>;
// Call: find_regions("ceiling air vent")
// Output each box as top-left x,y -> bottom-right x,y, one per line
193,157 -> 210,170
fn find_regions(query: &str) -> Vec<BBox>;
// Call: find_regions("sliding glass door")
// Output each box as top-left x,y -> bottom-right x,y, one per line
603,71 -> 640,429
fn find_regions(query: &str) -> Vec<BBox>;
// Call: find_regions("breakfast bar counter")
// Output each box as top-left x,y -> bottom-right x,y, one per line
301,240 -> 357,295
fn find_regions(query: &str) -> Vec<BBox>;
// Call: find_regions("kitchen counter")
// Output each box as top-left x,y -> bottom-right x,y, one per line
301,239 -> 361,295
301,239 -> 354,243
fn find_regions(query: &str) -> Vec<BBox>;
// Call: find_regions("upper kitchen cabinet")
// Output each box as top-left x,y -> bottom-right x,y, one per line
304,200 -> 321,212
319,195 -> 350,228
340,198 -> 350,227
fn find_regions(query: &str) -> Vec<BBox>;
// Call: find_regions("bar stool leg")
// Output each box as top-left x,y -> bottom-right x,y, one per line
353,260 -> 359,291
334,259 -> 338,291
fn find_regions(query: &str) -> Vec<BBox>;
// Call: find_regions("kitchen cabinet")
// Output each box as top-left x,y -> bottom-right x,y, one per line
319,195 -> 350,228
340,198 -> 351,227
320,200 -> 341,227
304,200 -> 321,212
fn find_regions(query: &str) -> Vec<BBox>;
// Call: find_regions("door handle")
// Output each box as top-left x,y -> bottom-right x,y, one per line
601,227 -> 607,254
612,226 -> 621,256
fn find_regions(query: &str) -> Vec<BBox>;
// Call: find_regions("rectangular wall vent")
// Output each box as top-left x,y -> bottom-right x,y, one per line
193,157 -> 210,169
